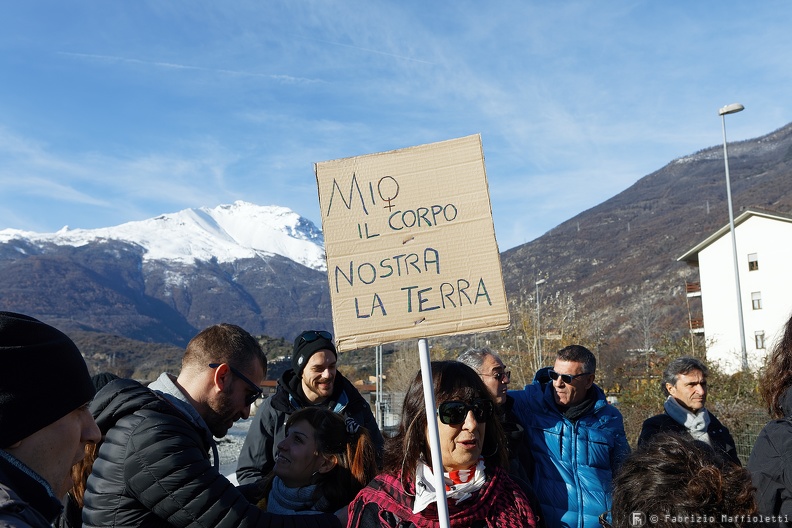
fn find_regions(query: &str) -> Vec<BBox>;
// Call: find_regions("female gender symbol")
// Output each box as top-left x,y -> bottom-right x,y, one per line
378,176 -> 399,212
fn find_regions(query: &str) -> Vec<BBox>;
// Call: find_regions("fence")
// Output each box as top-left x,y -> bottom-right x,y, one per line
373,390 -> 768,463
728,408 -> 770,463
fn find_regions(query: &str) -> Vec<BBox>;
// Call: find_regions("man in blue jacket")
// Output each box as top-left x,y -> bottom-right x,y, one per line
510,345 -> 630,528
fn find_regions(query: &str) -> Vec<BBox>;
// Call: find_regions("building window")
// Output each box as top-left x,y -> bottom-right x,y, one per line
755,331 -> 766,350
752,292 -> 762,310
748,253 -> 759,271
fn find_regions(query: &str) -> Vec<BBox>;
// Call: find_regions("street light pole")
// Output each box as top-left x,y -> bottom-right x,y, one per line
718,102 -> 748,371
535,278 -> 546,365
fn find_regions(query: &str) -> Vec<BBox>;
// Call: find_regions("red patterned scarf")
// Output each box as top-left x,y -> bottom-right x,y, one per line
352,465 -> 536,528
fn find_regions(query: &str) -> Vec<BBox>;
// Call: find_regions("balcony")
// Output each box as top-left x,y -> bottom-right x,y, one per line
686,282 -> 702,298
689,318 -> 705,334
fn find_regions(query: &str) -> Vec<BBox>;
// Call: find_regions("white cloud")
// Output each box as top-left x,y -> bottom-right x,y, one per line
0,1 -> 791,249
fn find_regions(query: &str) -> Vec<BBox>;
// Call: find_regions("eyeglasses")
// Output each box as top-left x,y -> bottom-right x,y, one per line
209,363 -> 263,406
481,370 -> 511,382
548,369 -> 592,384
437,398 -> 494,425
296,330 -> 333,348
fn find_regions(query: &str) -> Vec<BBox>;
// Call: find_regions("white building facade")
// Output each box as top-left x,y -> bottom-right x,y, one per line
679,209 -> 792,373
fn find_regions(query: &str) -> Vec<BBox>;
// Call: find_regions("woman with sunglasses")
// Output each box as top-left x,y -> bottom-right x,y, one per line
347,360 -> 537,528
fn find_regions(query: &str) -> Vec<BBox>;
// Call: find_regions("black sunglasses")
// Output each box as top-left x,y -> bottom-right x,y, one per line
296,330 -> 333,347
481,370 -> 511,382
209,363 -> 263,406
437,398 -> 494,425
548,369 -> 592,384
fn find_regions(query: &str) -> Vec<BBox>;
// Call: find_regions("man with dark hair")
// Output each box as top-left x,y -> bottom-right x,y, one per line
510,344 -> 630,528
237,330 -> 384,485
0,311 -> 102,527
82,323 -> 340,528
638,356 -> 740,465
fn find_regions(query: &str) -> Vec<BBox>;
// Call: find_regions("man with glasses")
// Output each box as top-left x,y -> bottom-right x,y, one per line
237,330 -> 384,485
82,323 -> 341,527
510,345 -> 630,528
458,347 -> 543,526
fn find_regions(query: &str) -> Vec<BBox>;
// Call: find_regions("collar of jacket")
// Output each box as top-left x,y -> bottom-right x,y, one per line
0,449 -> 63,524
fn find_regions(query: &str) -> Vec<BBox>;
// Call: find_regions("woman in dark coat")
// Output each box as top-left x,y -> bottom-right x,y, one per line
748,312 -> 792,524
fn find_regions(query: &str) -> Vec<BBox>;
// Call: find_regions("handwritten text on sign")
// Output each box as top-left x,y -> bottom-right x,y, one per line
315,135 -> 510,352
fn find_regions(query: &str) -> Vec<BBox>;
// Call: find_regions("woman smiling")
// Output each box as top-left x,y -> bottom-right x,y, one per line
257,406 -> 377,520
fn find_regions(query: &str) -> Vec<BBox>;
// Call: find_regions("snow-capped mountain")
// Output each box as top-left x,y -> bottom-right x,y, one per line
0,201 -> 327,271
0,202 -> 333,350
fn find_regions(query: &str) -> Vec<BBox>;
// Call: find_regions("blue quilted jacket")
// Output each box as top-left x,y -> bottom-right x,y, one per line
509,368 -> 630,528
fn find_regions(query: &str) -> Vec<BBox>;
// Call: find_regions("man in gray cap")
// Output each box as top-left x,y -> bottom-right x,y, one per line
0,311 -> 101,527
236,330 -> 384,485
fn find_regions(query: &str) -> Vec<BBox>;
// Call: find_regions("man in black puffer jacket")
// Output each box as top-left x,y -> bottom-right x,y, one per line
236,330 -> 384,485
82,323 -> 340,528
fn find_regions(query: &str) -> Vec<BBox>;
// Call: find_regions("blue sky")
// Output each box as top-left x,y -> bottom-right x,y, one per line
1,2 -> 790,251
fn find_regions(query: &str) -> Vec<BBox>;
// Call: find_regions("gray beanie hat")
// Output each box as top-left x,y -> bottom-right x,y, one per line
0,312 -> 95,447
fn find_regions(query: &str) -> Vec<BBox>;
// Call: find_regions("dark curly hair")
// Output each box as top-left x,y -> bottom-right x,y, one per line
610,433 -> 756,528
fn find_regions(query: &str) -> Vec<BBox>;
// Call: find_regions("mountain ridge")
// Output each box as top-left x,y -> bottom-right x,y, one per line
0,200 -> 326,270
500,121 -> 792,358
0,201 -> 333,347
2,121 -> 792,374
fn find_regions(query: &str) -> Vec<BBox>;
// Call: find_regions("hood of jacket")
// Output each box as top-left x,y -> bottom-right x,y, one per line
532,366 -> 610,417
90,378 -> 184,435
533,366 -> 553,388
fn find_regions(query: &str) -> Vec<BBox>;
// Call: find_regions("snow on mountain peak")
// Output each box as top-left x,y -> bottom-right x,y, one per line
0,201 -> 327,270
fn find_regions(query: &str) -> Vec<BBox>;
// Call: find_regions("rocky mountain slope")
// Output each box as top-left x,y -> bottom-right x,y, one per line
501,122 -> 792,352
1,122 -> 791,374
0,202 -> 332,346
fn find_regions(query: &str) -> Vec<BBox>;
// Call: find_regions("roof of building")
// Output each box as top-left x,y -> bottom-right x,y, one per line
677,207 -> 792,264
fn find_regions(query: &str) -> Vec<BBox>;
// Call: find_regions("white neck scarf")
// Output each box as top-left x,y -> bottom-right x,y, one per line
664,395 -> 712,445
412,458 -> 486,514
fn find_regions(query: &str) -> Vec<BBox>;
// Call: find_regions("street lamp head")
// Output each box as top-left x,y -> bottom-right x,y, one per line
535,278 -> 546,286
718,103 -> 745,116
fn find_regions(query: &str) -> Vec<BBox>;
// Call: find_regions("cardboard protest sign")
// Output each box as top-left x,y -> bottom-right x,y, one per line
315,134 -> 510,352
